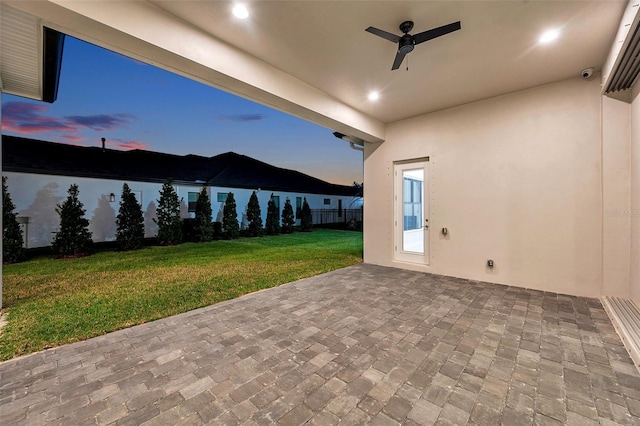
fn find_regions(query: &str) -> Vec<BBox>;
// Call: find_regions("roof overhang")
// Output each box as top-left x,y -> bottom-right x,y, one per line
0,3 -> 65,103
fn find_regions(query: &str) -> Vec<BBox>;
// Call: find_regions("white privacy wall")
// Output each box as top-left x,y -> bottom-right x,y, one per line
3,173 -> 173,246
364,76 -> 606,297
3,172 -> 357,248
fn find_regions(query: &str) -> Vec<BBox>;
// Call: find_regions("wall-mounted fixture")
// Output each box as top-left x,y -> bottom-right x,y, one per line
487,259 -> 494,268
442,227 -> 448,235
333,131 -> 365,152
109,193 -> 115,203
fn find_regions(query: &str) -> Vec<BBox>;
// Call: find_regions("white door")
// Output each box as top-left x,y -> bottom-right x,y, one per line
394,160 -> 430,264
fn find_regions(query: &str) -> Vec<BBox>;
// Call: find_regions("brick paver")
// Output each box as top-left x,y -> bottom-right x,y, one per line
1,264 -> 640,424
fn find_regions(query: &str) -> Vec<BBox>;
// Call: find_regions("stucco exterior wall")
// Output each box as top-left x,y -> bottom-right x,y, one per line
602,95 -> 631,298
631,86 -> 640,306
364,76 -> 605,297
3,172 -> 359,248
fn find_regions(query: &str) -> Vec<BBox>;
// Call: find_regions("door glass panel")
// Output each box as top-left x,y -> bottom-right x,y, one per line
402,169 -> 424,253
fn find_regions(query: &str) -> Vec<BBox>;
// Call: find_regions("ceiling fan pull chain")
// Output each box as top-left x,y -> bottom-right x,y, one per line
406,55 -> 409,71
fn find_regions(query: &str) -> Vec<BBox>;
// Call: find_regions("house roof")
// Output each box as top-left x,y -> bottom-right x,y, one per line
1,135 -> 358,197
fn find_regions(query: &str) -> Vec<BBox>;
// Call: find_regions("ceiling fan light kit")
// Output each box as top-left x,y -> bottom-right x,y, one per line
366,20 -> 461,70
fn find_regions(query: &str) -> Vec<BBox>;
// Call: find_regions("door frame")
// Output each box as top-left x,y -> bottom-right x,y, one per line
394,158 -> 430,265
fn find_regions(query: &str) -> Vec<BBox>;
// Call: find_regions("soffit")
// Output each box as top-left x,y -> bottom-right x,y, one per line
0,3 -> 42,101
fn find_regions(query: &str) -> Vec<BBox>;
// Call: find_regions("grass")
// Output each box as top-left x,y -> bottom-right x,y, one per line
0,229 -> 362,361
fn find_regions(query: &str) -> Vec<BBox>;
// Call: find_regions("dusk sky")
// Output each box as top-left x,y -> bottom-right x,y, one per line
1,36 -> 363,186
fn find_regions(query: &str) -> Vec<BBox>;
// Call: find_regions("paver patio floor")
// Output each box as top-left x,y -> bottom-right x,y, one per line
2,263 -> 640,425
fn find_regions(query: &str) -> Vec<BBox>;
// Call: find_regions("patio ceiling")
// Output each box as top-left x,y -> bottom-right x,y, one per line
1,1 -> 627,141
151,0 -> 625,123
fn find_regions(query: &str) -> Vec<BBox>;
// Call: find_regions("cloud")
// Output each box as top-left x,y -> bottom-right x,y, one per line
1,101 -> 136,139
110,139 -> 149,151
218,113 -> 266,122
1,102 -> 75,134
65,113 -> 134,131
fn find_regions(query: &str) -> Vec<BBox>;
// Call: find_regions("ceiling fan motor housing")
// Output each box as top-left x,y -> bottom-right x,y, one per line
399,35 -> 415,54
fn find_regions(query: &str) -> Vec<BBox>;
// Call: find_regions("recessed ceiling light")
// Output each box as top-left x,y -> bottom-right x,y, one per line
368,91 -> 380,101
232,4 -> 249,19
539,29 -> 559,44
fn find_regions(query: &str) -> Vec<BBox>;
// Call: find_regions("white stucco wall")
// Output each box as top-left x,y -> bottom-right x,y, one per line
364,76 -> 606,298
3,172 -> 359,248
602,95 -> 631,298
631,86 -> 640,306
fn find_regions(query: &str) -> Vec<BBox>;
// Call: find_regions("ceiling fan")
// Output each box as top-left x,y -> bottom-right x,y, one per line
366,20 -> 461,70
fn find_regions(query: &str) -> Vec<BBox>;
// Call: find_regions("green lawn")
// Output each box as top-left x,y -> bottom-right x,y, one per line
0,229 -> 362,361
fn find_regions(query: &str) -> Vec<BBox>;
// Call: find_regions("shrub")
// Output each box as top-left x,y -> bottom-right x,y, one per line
155,179 -> 183,245
281,197 -> 295,234
52,184 -> 93,257
265,193 -> 280,235
246,191 -> 263,237
116,183 -> 145,251
300,197 -> 312,232
182,218 -> 197,242
223,192 -> 240,239
194,186 -> 214,242
2,176 -> 25,263
213,221 -> 223,240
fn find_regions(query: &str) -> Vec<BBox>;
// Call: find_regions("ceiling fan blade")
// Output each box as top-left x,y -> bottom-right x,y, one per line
365,26 -> 400,43
391,50 -> 407,70
413,21 -> 461,45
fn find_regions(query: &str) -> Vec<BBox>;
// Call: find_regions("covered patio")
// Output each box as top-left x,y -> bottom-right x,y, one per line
2,1 -> 640,424
1,264 -> 638,425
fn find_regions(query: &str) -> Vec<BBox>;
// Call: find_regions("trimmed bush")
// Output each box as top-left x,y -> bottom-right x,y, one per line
52,184 -> 93,257
281,197 -> 295,234
2,176 -> 25,263
194,186 -> 214,242
223,192 -> 240,239
265,193 -> 280,235
155,179 -> 183,245
116,183 -> 145,251
300,197 -> 312,232
213,221 -> 223,240
246,191 -> 263,237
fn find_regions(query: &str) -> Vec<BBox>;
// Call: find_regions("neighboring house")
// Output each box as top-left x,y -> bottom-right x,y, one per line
2,135 -> 361,248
